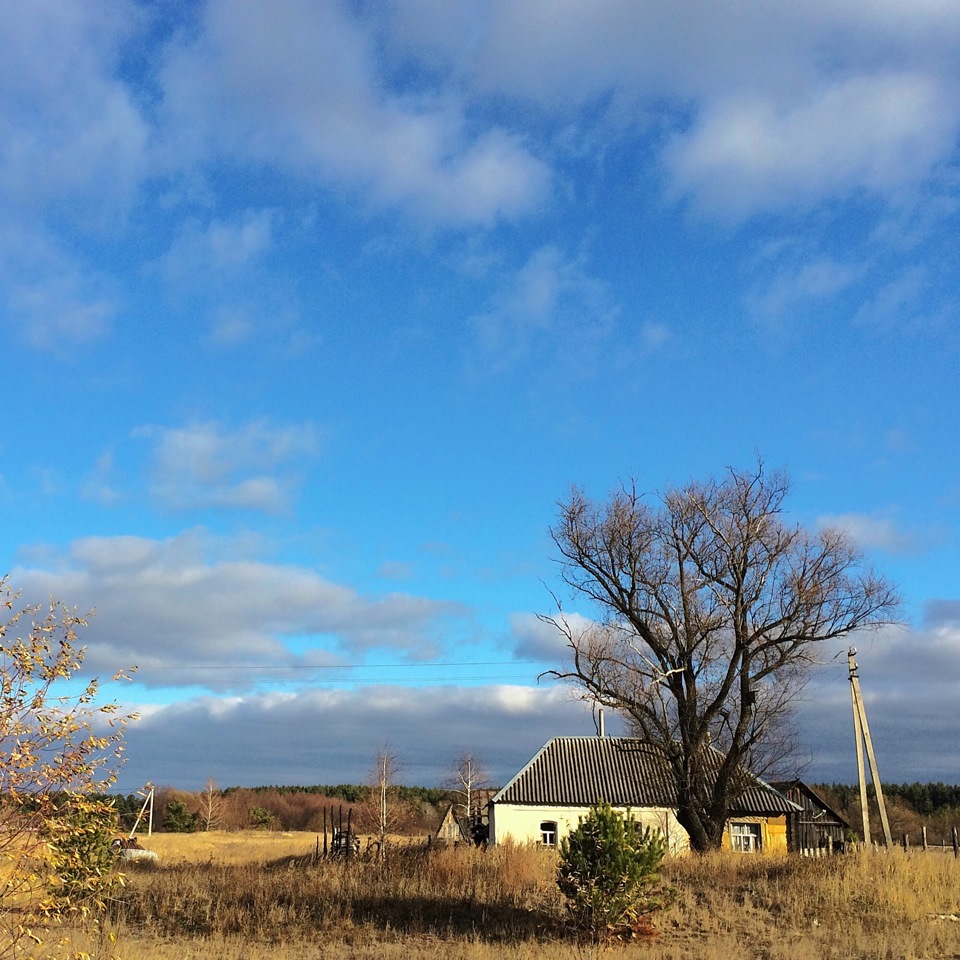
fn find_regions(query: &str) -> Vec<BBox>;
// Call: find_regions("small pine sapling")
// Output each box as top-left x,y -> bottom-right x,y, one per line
557,801 -> 669,946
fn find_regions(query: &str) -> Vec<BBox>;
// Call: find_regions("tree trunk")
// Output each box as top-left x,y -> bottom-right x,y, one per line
676,802 -> 726,852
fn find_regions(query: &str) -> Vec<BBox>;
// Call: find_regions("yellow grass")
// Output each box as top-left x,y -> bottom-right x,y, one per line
135,830 -> 317,865
42,834 -> 960,960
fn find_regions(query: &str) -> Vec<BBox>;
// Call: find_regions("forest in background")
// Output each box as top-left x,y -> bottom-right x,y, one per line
107,781 -> 960,842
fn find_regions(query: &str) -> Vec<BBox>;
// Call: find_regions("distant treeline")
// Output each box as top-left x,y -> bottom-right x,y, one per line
230,784 -> 452,806
105,783 -> 460,834
102,781 -> 960,837
816,783 -> 960,817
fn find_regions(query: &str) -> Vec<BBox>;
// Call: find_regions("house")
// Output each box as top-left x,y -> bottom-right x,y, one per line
772,780 -> 851,854
488,736 -> 801,854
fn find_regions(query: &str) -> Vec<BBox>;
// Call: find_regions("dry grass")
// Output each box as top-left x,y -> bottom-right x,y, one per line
47,834 -> 960,960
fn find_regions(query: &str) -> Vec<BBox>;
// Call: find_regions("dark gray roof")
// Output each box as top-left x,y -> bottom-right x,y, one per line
492,737 -> 800,816
771,780 -> 851,827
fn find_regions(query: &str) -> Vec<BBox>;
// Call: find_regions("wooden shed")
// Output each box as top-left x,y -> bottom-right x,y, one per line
772,780 -> 850,854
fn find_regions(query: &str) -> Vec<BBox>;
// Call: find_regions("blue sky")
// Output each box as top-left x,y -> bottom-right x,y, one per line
1,0 -> 958,792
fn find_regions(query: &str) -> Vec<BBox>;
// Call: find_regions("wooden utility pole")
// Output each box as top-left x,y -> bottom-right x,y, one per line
848,648 -> 892,847
129,783 -> 155,838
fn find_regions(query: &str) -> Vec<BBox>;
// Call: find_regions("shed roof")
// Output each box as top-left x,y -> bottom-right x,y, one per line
771,780 -> 851,827
492,737 -> 800,816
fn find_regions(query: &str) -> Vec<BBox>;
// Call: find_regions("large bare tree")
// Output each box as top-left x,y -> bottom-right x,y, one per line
545,464 -> 899,852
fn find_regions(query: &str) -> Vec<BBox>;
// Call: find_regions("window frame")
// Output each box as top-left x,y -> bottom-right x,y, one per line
729,821 -> 762,852
539,820 -> 558,846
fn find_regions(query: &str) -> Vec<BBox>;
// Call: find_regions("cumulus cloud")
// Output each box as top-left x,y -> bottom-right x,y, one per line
136,420 -> 321,514
0,1 -> 148,222
158,0 -> 550,227
666,73 -> 958,216
11,530 -> 467,686
109,614 -> 960,790
387,0 -> 960,217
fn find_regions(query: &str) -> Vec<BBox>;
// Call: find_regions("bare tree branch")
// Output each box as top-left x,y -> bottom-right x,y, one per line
544,461 -> 901,852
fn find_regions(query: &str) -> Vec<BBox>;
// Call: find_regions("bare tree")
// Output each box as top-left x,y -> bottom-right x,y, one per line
199,777 -> 224,832
445,750 -> 491,840
545,463 -> 900,852
359,743 -> 410,860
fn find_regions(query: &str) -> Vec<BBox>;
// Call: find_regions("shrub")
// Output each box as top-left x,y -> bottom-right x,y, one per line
163,799 -> 198,833
44,796 -> 121,913
248,806 -> 276,829
557,801 -> 668,945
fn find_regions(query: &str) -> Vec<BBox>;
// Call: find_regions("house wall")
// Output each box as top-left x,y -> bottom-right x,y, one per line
720,815 -> 788,854
488,803 -> 690,855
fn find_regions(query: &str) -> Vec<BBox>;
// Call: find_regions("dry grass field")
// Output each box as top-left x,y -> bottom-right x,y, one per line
44,832 -> 960,960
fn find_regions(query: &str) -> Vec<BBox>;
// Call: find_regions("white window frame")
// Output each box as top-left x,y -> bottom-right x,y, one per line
729,821 -> 762,852
540,820 -> 558,846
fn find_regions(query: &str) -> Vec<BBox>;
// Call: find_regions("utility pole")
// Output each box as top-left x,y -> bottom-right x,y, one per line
848,648 -> 892,847
129,783 -> 155,838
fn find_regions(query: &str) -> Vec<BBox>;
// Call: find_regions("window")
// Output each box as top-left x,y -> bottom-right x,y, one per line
540,820 -> 558,846
730,822 -> 762,852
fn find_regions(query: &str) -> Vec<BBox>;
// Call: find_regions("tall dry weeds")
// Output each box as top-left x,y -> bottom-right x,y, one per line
57,835 -> 960,960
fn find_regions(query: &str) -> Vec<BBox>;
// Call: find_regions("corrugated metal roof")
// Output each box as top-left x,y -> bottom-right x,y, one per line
493,737 -> 800,815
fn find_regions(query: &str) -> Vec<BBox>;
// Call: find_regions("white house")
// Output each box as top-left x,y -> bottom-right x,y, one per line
488,736 -> 800,854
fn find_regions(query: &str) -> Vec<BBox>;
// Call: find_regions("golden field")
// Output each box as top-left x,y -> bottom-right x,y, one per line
39,832 -> 960,960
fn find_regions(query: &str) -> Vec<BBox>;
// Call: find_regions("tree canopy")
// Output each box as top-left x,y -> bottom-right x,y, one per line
546,463 -> 899,851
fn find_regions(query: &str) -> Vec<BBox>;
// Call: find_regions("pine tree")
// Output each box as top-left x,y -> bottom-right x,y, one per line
557,801 -> 668,945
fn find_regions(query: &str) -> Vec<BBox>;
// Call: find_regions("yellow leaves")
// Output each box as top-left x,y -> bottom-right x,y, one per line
1,576 -> 134,959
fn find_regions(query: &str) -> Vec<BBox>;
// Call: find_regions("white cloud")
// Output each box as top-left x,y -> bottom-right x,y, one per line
80,451 -> 123,507
852,266 -> 930,332
666,73 -> 958,216
0,1 -> 149,223
11,530 -> 468,685
135,420 -> 321,514
0,227 -> 117,348
510,610 -> 595,661
377,561 -> 416,581
158,0 -> 550,227
816,512 -> 928,554
387,0 -> 960,217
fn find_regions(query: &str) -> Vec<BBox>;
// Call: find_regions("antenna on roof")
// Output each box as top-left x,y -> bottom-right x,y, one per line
591,701 -> 605,737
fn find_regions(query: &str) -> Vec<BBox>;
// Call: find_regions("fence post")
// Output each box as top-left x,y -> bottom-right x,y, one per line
903,833 -> 909,850
952,826 -> 958,858
922,826 -> 927,851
